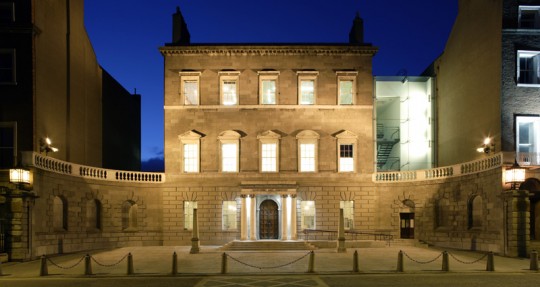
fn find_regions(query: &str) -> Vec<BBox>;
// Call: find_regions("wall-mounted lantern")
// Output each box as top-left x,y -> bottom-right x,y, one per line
505,160 -> 526,190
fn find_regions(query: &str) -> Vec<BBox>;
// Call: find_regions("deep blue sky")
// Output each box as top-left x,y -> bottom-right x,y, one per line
84,0 -> 457,169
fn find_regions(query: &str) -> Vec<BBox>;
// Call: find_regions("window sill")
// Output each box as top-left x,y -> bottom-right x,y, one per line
517,83 -> 540,88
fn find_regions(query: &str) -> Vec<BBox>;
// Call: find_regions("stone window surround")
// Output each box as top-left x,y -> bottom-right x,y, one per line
258,71 -> 280,105
297,71 -> 319,105
257,130 -> 281,173
179,71 -> 201,106
335,130 -> 358,173
179,130 -> 203,173
222,200 -> 238,231
296,130 -> 320,172
336,71 -> 358,105
517,50 -> 540,87
219,71 -> 241,106
218,130 -> 242,173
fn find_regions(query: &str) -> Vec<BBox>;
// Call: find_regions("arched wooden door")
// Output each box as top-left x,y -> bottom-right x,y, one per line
259,200 -> 279,239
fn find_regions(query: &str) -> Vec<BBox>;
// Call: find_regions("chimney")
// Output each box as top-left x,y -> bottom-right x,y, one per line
172,6 -> 190,45
349,12 -> 364,44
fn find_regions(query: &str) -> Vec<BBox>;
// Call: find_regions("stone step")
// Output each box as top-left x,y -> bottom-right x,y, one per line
221,240 -> 316,251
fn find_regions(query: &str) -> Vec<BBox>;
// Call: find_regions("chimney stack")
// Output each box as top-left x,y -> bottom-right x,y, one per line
172,6 -> 190,45
349,12 -> 364,44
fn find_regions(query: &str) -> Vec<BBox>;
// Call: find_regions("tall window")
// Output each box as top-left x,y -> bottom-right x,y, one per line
519,6 -> 540,29
179,130 -> 202,173
516,116 -> 540,165
336,72 -> 357,105
258,130 -> 281,172
0,123 -> 16,169
220,71 -> 240,105
122,201 -> 137,231
0,49 -> 15,84
335,130 -> 357,172
219,130 -> 241,172
259,71 -> 279,105
340,201 -> 354,230
517,50 -> 540,86
301,201 -> 316,229
184,201 -> 197,230
179,72 -> 201,105
297,130 -> 319,172
222,201 -> 237,230
297,72 -> 318,105
53,196 -> 68,231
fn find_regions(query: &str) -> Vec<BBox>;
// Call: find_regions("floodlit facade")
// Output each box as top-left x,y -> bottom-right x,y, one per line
2,2 -> 539,262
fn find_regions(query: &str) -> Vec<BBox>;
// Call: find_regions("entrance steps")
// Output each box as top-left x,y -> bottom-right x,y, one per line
221,240 -> 316,251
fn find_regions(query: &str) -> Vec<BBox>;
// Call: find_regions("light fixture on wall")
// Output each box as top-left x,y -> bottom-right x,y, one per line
9,168 -> 30,184
39,137 -> 58,155
476,137 -> 495,154
505,160 -> 526,190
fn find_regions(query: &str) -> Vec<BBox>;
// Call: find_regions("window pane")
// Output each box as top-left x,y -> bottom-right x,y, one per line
339,80 -> 353,105
184,80 -> 198,105
300,143 -> 315,172
222,80 -> 237,105
261,143 -> 277,172
183,143 -> 198,172
520,7 -> 540,29
222,143 -> 238,172
519,52 -> 540,85
339,144 -> 354,172
301,201 -> 316,229
184,201 -> 197,230
300,80 -> 314,104
340,201 -> 354,230
222,201 -> 237,230
262,80 -> 276,104
0,51 -> 14,83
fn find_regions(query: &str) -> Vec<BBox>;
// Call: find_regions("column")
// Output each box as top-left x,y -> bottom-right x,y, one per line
249,195 -> 257,240
240,195 -> 247,240
190,209 -> 200,254
337,208 -> 346,253
291,195 -> 297,240
281,194 -> 288,240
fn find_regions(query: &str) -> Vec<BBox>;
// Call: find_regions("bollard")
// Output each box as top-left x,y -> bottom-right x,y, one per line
530,250 -> 538,271
221,253 -> 227,274
127,253 -> 134,275
39,255 -> 48,276
353,250 -> 359,272
172,252 -> 178,275
442,251 -> 449,272
307,251 -> 315,273
486,251 -> 495,271
397,250 -> 404,272
84,254 -> 93,275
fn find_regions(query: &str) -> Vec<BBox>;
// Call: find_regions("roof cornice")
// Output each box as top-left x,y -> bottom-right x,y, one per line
159,45 -> 378,56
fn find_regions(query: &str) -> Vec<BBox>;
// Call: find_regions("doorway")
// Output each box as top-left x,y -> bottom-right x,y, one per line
259,200 -> 279,239
400,213 -> 414,239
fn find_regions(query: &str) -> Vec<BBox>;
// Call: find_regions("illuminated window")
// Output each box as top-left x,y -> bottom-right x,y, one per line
258,130 -> 280,172
183,144 -> 199,172
519,6 -> 540,29
259,71 -> 279,104
179,130 -> 203,173
219,71 -> 240,105
179,72 -> 200,105
184,201 -> 197,230
219,130 -> 241,172
297,130 -> 319,172
516,116 -> 540,165
340,201 -> 354,230
297,72 -> 318,105
517,50 -> 540,86
335,130 -> 357,172
301,201 -> 316,229
0,49 -> 16,84
336,71 -> 357,105
0,2 -> 14,23
222,201 -> 237,230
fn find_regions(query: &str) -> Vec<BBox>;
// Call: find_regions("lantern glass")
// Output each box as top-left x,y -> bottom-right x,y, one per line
9,168 -> 30,184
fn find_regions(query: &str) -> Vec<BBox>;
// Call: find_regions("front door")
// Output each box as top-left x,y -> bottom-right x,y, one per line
259,200 -> 279,239
400,213 -> 414,239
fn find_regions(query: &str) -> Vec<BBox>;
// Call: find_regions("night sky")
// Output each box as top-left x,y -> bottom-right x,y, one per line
84,0 -> 457,171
